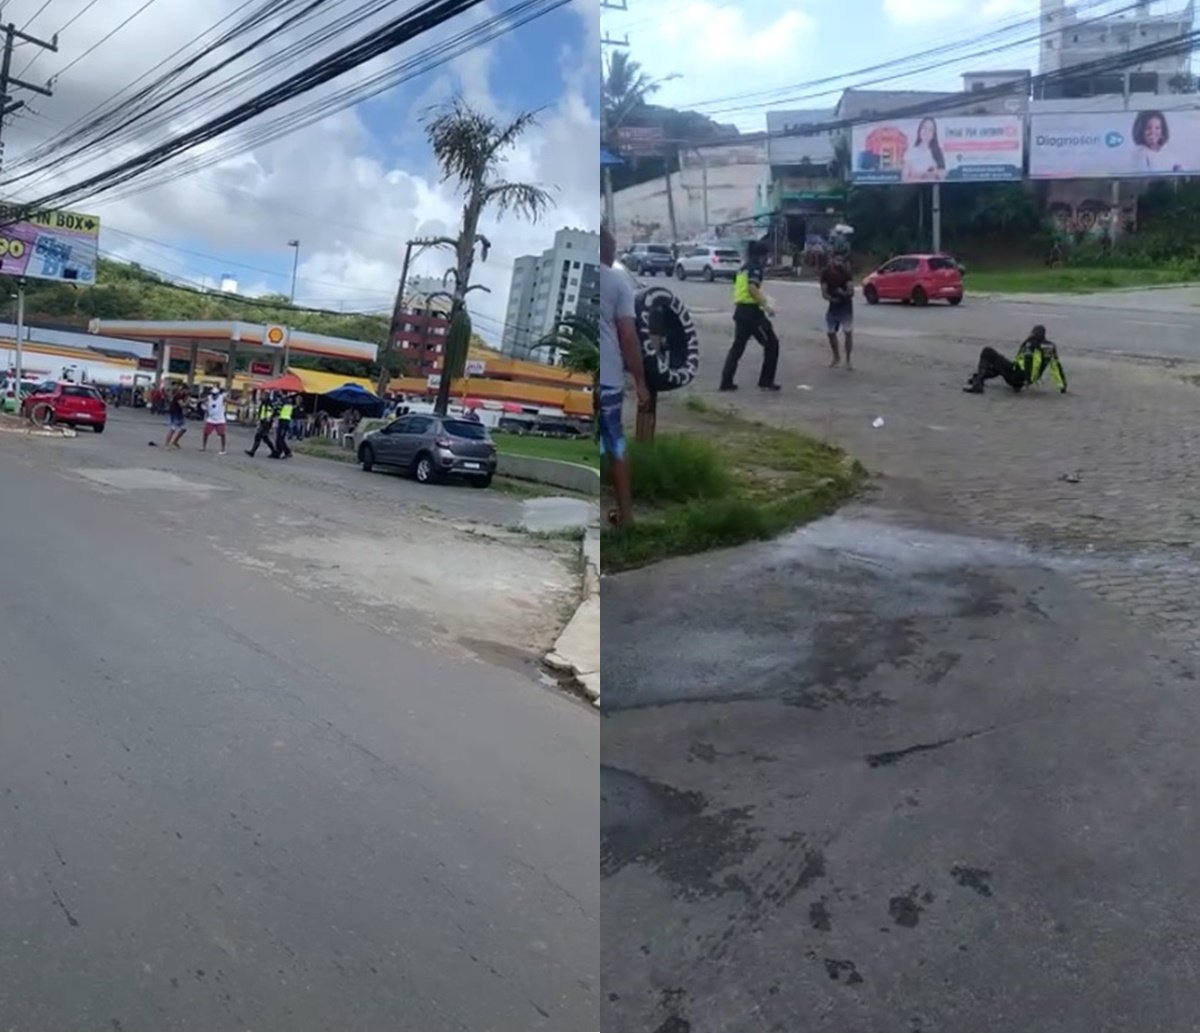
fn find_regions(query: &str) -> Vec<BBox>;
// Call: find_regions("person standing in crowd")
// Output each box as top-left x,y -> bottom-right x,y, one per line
201,385 -> 228,454
820,244 -> 856,370
165,385 -> 188,449
719,240 -> 781,393
599,223 -> 651,528
273,393 -> 294,459
245,393 -> 279,458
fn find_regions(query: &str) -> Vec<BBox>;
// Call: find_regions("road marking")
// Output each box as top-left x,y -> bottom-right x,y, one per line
1127,319 -> 1193,329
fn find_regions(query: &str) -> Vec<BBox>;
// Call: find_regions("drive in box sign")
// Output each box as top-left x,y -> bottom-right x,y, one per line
850,115 -> 1024,184
0,202 -> 100,283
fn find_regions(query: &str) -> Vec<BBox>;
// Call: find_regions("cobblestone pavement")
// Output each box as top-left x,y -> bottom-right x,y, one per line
669,298 -> 1200,654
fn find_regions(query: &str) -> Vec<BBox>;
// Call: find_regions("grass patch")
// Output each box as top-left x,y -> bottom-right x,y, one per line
602,410 -> 866,573
967,266 -> 1195,294
494,430 -> 599,470
294,437 -> 357,464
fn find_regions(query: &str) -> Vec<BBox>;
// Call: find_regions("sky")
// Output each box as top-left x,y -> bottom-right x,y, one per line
0,0 -> 600,348
601,0 -> 1187,133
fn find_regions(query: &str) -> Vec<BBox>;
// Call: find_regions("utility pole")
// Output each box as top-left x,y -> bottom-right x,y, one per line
600,0 -> 628,231
664,148 -> 679,244
378,236 -> 447,397
0,21 -> 56,393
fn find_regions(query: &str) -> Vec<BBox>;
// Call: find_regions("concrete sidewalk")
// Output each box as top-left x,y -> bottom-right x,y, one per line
545,525 -> 600,705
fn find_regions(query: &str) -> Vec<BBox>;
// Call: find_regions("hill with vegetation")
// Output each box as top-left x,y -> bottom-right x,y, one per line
0,257 -> 492,378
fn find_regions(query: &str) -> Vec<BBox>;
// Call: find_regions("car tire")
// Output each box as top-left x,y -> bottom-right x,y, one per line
359,443 -> 375,471
93,423 -> 105,433
703,266 -> 714,282
864,284 -> 879,305
675,265 -> 687,281
911,286 -> 929,307
470,474 -> 494,489
634,284 -> 700,393
948,295 -> 963,306
413,452 -> 437,484
29,402 -> 54,427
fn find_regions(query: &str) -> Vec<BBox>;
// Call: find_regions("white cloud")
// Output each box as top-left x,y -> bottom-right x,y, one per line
0,0 -> 599,346
882,0 -> 1034,23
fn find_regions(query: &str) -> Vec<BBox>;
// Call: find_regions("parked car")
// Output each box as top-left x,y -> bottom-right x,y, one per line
358,413 -> 498,487
861,253 -> 964,306
20,380 -> 107,432
675,244 -> 743,282
621,243 -> 674,277
0,375 -> 42,414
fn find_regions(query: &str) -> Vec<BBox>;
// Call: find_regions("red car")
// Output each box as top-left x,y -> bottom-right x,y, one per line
861,253 -> 964,307
21,381 -> 107,432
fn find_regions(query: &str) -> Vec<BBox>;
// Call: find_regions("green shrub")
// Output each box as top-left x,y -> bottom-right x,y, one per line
627,433 -> 733,505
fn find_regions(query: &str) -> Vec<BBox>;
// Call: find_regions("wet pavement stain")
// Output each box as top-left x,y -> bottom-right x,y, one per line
951,865 -> 995,897
601,766 -> 758,899
809,899 -> 832,931
824,958 -> 864,985
889,887 -> 928,928
867,726 -> 995,768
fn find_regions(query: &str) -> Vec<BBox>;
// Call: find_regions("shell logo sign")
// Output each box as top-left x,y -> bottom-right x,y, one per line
264,324 -> 289,347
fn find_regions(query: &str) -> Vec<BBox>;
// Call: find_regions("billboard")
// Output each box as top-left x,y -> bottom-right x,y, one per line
1030,110 -> 1200,179
0,202 -> 100,283
850,115 -> 1023,184
614,125 -> 665,156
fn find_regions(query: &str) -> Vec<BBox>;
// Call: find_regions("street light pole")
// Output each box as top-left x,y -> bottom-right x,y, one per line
287,239 -> 300,303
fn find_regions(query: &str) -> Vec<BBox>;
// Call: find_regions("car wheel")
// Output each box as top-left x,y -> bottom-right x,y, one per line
703,265 -> 714,282
470,474 -> 494,489
948,295 -> 963,306
911,286 -> 929,307
359,443 -> 375,471
413,452 -> 437,484
29,402 -> 54,426
675,265 -> 687,281
93,423 -> 105,433
864,284 -> 879,305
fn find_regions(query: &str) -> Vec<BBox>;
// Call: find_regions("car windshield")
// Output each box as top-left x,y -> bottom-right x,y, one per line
715,249 -> 740,259
443,419 -> 489,440
647,245 -> 670,254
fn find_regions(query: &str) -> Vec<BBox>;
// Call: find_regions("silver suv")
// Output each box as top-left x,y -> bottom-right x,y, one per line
621,243 -> 674,276
358,413 -> 498,487
675,244 -> 743,282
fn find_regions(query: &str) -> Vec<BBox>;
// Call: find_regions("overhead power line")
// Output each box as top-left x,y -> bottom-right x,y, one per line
5,0 -> 569,213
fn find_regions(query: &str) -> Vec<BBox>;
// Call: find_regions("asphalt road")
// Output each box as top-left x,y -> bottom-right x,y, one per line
603,516 -> 1200,1033
664,277 -> 1200,363
0,419 -> 598,1030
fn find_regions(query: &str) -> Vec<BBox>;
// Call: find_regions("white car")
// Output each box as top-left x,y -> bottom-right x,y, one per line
674,244 -> 743,282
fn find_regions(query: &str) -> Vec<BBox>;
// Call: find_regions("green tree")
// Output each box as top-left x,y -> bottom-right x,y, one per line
422,97 -> 554,415
533,313 -> 599,435
603,51 -> 662,136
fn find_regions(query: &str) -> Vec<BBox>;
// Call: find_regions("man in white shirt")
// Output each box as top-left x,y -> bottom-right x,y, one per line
600,224 -> 650,528
202,386 -> 228,455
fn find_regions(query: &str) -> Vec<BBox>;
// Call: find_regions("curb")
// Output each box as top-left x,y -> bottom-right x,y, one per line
0,422 -> 76,438
544,524 -> 600,707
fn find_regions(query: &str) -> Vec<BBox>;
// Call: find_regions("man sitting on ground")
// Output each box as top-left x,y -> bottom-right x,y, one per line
964,325 -> 1067,395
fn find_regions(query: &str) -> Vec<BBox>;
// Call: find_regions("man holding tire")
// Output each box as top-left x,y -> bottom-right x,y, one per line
600,224 -> 651,528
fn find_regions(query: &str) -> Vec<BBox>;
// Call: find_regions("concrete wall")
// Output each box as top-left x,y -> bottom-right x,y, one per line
497,454 -> 599,496
613,162 -> 766,244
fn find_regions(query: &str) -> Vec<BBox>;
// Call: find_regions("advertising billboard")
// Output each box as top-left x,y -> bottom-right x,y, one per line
0,203 -> 100,283
850,115 -> 1023,184
1030,110 -> 1200,179
766,110 -> 837,168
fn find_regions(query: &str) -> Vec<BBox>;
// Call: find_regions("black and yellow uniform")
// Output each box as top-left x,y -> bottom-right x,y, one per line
966,334 -> 1067,394
273,399 -> 294,458
245,400 -> 278,457
720,251 -> 780,391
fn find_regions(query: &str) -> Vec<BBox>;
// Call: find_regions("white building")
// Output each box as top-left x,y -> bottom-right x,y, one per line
501,227 -> 599,362
219,273 -> 238,294
611,141 -> 769,246
1039,0 -> 1195,96
404,274 -> 452,312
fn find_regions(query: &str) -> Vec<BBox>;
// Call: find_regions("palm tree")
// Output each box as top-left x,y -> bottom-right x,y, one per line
422,98 -> 555,415
534,314 -> 600,436
603,51 -> 661,137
